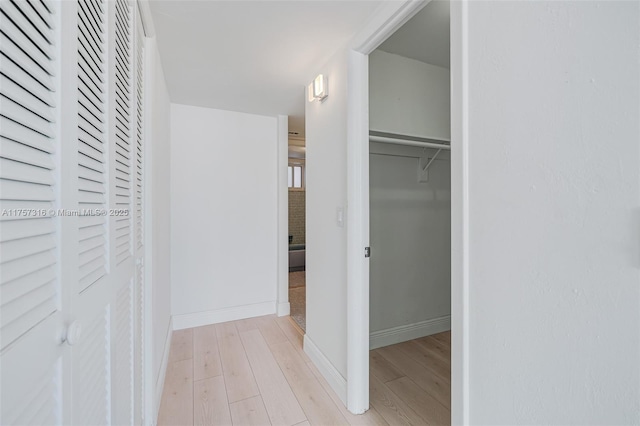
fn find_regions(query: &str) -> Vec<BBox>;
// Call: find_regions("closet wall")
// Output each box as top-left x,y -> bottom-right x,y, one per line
369,50 -> 451,349
370,50 -> 450,140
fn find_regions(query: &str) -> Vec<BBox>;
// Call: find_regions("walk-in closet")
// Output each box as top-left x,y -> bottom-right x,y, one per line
369,47 -> 451,350
368,1 -> 452,422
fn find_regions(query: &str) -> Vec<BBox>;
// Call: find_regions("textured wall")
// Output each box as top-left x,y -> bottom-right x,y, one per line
462,1 -> 640,423
288,190 -> 306,244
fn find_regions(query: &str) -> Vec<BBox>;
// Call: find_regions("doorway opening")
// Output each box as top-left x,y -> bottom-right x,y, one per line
346,0 -> 458,419
367,2 -> 452,421
287,130 -> 307,331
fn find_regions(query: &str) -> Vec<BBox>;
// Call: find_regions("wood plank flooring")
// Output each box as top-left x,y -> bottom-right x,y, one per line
158,316 -> 451,426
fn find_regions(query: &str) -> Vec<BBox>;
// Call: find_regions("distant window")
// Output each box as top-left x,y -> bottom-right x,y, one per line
288,163 -> 305,189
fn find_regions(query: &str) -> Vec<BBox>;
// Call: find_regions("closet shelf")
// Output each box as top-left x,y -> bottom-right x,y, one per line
369,132 -> 451,150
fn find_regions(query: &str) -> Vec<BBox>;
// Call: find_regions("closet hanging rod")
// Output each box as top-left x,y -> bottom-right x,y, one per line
369,134 -> 451,150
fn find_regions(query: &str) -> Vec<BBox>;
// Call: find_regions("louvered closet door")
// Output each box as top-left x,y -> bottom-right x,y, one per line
0,1 -> 64,424
133,8 -> 145,425
110,0 -> 136,424
71,0 -> 113,424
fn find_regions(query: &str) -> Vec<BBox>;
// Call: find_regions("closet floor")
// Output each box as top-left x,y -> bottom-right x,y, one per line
370,331 -> 451,425
158,315 -> 451,426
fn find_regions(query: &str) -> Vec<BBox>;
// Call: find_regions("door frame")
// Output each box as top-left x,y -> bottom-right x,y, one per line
277,115 -> 290,317
345,0 -> 470,422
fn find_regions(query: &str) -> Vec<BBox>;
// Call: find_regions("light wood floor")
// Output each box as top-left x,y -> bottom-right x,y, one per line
158,315 -> 451,426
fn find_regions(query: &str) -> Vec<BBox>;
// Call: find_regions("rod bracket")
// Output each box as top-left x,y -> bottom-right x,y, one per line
418,148 -> 442,183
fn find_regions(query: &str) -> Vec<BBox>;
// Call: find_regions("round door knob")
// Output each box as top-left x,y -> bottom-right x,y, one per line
62,321 -> 82,346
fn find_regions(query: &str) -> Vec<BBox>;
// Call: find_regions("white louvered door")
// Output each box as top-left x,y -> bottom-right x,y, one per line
110,0 -> 136,424
71,0 -> 112,424
1,0 -> 147,424
71,0 -> 141,423
0,0 -> 64,424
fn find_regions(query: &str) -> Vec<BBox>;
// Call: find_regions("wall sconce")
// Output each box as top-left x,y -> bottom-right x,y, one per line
308,74 -> 328,102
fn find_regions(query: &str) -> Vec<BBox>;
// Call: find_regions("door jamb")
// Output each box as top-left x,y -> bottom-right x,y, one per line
277,115 -> 290,316
345,1 -> 469,422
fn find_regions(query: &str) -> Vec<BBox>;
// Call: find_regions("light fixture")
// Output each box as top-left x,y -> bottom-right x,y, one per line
308,74 -> 328,102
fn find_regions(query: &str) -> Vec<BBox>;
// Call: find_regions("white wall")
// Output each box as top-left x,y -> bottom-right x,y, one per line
147,37 -> 172,412
369,50 -> 450,140
461,1 -> 640,423
170,104 -> 278,327
369,144 -> 451,344
305,48 -> 349,381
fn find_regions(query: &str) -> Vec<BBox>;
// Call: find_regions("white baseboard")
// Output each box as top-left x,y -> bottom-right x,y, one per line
277,302 -> 290,317
155,317 -> 173,421
304,335 -> 347,405
172,301 -> 276,330
369,315 -> 451,350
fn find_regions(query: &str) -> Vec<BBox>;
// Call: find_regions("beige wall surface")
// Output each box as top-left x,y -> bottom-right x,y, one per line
288,191 -> 306,245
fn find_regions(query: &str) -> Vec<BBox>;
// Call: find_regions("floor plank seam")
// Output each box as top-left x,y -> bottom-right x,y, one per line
193,374 -> 223,383
231,393 -> 267,405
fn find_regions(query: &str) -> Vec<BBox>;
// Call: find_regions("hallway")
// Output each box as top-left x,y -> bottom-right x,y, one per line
158,315 -> 451,425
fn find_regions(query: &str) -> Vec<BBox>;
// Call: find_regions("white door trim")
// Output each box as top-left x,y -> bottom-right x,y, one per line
277,115 -> 290,316
345,0 -> 470,421
449,1 -> 470,422
345,49 -> 370,414
350,1 -> 429,54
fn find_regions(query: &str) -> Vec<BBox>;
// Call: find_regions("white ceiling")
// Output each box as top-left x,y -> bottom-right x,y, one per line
149,1 -> 384,137
377,0 -> 450,69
